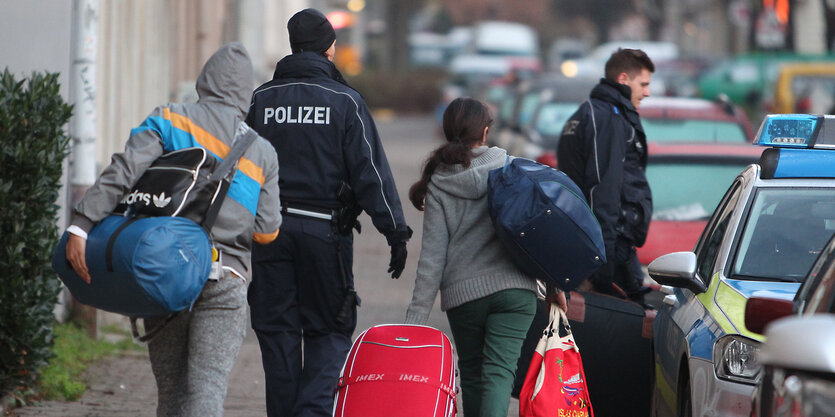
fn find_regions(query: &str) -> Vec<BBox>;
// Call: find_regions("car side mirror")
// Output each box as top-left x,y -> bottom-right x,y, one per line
648,252 -> 706,294
744,296 -> 794,335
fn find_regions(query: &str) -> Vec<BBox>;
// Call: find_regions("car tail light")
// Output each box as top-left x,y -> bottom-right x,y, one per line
714,335 -> 762,384
536,151 -> 557,168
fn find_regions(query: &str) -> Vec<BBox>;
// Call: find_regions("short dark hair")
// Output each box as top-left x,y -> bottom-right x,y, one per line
604,48 -> 655,82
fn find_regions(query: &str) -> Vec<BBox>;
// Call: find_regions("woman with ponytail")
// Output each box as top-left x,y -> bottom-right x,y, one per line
405,97 -> 537,417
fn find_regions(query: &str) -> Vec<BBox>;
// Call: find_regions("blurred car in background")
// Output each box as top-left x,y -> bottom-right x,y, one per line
559,40 -> 679,79
472,21 -> 539,57
547,37 -> 590,70
770,62 -> 835,114
488,74 -> 593,155
443,20 -> 543,110
504,75 -> 597,165
448,54 -> 512,95
651,56 -> 718,98
640,96 -> 755,144
744,232 -> 835,417
698,52 -> 835,108
637,143 -> 762,265
647,114 -> 835,417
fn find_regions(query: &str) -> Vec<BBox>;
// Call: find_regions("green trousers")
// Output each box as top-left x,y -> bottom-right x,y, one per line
447,288 -> 536,417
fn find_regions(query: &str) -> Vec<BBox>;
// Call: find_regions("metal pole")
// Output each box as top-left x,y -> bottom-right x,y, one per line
70,0 -> 98,194
69,0 -> 99,337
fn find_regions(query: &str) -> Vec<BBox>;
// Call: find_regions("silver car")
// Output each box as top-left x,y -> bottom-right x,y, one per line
746,233 -> 835,417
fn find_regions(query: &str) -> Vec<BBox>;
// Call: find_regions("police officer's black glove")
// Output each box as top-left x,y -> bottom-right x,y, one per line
388,241 -> 407,279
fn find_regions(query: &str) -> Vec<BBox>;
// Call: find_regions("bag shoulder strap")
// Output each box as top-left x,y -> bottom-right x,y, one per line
202,124 -> 260,231
212,125 -> 259,182
501,155 -> 512,174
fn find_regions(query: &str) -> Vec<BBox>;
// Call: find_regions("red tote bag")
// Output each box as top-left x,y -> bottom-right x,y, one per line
519,303 -> 593,417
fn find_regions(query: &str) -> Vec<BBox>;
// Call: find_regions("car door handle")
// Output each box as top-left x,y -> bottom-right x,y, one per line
663,294 -> 678,306
659,285 -> 674,295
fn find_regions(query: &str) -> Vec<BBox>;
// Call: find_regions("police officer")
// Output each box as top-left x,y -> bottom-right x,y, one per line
558,48 -> 654,304
246,8 -> 412,417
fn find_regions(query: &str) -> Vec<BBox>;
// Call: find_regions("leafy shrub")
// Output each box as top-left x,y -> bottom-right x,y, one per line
0,69 -> 73,402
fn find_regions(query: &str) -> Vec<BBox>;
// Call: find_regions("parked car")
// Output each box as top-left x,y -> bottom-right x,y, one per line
504,75 -> 597,164
698,52 -> 835,107
526,92 -> 754,169
651,56 -> 718,98
560,40 -> 679,79
640,96 -> 755,144
744,232 -> 835,417
752,315 -> 835,417
637,143 -> 762,265
770,62 -> 835,114
647,114 -> 835,417
489,74 -> 588,151
471,21 -> 539,59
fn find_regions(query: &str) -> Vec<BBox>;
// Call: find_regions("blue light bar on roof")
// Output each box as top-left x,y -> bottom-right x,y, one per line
755,114 -> 822,148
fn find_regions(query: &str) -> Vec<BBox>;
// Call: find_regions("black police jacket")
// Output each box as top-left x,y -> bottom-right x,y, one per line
557,79 -> 653,257
247,52 -> 409,243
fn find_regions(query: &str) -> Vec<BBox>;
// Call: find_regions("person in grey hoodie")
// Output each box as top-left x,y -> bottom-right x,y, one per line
64,42 -> 281,417
405,97 -> 538,417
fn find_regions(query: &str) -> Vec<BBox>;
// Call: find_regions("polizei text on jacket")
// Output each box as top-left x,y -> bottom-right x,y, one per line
263,106 -> 331,125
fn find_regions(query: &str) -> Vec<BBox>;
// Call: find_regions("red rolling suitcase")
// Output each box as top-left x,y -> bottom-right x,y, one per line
333,324 -> 457,417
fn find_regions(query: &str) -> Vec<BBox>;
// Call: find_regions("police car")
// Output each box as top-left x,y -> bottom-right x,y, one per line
646,114 -> 835,417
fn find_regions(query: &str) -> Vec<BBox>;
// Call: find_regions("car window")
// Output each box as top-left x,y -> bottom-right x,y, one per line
730,63 -> 758,82
696,180 -> 742,282
500,95 -> 516,123
647,162 -> 747,221
805,252 -> 835,314
534,103 -> 578,136
642,118 -> 748,143
733,188 -> 835,282
486,86 -> 508,104
518,92 -> 542,126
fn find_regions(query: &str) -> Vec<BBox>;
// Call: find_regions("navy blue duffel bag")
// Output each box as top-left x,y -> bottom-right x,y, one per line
52,215 -> 212,317
488,157 -> 606,291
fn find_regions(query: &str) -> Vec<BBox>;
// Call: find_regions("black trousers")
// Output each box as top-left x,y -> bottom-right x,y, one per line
249,216 -> 356,417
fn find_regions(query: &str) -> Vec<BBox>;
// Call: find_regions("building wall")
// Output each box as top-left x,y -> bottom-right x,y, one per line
0,0 -> 73,95
0,0 -> 73,231
2,0 -> 310,175
96,0 -> 305,167
96,1 -> 172,165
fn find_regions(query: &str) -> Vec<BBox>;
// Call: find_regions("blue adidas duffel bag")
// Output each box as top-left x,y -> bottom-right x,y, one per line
52,215 -> 212,317
488,157 -> 606,291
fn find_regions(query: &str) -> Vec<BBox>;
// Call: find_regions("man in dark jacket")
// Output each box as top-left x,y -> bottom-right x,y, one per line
245,8 -> 412,417
557,48 -> 654,303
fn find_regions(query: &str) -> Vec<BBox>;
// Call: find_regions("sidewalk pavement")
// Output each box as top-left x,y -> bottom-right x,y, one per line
7,322 -> 521,417
7,314 -> 268,417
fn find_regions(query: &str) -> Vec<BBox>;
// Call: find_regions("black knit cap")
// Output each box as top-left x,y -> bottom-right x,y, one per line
288,8 -> 336,54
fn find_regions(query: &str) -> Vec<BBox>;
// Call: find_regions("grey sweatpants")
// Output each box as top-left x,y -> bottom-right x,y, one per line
146,273 -> 247,417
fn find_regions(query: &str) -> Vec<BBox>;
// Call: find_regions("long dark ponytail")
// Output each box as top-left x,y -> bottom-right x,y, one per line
409,97 -> 492,211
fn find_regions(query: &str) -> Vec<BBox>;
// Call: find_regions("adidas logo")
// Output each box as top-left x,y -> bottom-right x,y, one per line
153,192 -> 172,208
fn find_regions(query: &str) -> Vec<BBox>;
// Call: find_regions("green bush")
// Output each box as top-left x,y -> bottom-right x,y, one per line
0,69 -> 73,402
